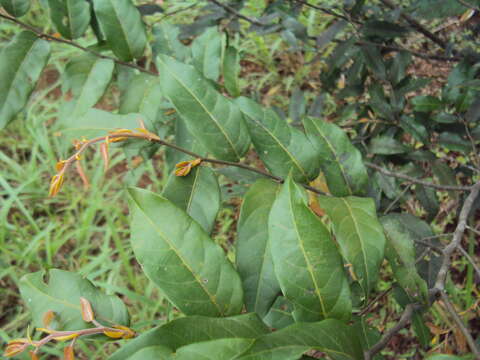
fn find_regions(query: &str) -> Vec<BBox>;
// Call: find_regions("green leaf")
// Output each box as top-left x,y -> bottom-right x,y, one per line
438,132 -> 471,152
92,0 -> 147,61
319,196 -> 386,296
0,0 -> 31,16
191,27 -> 225,81
363,20 -> 408,39
223,45 -> 241,97
47,0 -> 91,39
263,296 -> 295,329
58,108 -> 140,145
304,117 -> 368,196
61,54 -> 114,117
19,269 -> 129,330
361,44 -> 386,80
236,179 -> 281,318
236,97 -> 319,183
157,55 -> 251,162
369,136 -> 408,155
166,115 -> 206,171
269,176 -> 351,321
411,95 -> 443,112
352,317 -> 382,360
119,73 -> 162,123
237,319 -> 363,360
128,187 -> 244,317
108,313 -> 268,360
162,166 -> 220,234
152,23 -> 189,61
0,31 -> 50,128
176,338 -> 254,360
425,355 -> 463,360
126,346 -> 172,360
381,214 -> 428,301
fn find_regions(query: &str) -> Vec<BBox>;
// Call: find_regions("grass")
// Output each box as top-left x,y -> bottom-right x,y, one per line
1,1 -> 479,359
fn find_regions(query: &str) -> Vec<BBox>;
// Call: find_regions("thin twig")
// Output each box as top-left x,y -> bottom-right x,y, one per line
364,304 -> 422,360
378,0 -> 449,51
456,0 -> 480,12
207,0 -> 265,26
440,291 -> 480,358
366,163 -> 472,191
293,0 -> 353,23
434,181 -> 480,290
0,13 -> 157,76
458,246 -> 480,281
55,131 -> 328,196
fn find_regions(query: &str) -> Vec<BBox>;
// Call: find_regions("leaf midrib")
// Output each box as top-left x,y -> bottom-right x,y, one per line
249,113 -> 308,179
132,195 -> 223,315
158,56 -> 240,160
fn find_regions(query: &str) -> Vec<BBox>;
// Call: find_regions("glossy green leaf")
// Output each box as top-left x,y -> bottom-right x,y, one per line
128,187 -> 244,317
58,108 -> 141,145
363,20 -> 408,39
236,97 -> 319,183
162,166 -> 220,234
393,285 -> 432,347
425,355 -> 463,360
369,136 -> 408,155
176,338 -> 254,360
192,27 -> 224,81
19,269 -> 129,330
92,0 -> 147,61
352,317 -> 382,360
319,196 -> 386,296
0,0 -> 30,16
236,179 -> 281,318
263,296 -> 294,329
152,23 -> 189,61
47,0 -> 90,39
238,319 -> 363,360
61,54 -> 114,117
0,31 -> 50,128
126,346 -> 172,360
109,313 -> 268,360
304,117 -> 368,196
126,339 -> 254,360
411,95 -> 443,112
119,73 -> 162,123
381,214 -> 428,301
223,46 -> 241,97
361,44 -> 386,80
269,176 -> 351,321
157,55 -> 250,161
166,115 -> 206,171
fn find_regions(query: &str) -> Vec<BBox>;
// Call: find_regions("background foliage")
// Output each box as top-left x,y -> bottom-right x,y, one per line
1,0 -> 480,359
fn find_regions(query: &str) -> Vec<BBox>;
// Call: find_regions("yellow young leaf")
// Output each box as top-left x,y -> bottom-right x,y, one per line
48,174 -> 65,197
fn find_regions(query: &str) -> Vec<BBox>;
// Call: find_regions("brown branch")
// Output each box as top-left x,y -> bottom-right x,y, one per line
434,181 -> 480,290
207,0 -> 265,26
364,303 -> 422,360
55,130 -> 328,196
0,13 -> 157,76
293,0 -> 353,23
456,0 -> 480,12
365,163 -> 472,191
378,0 -> 449,51
440,292 -> 480,358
